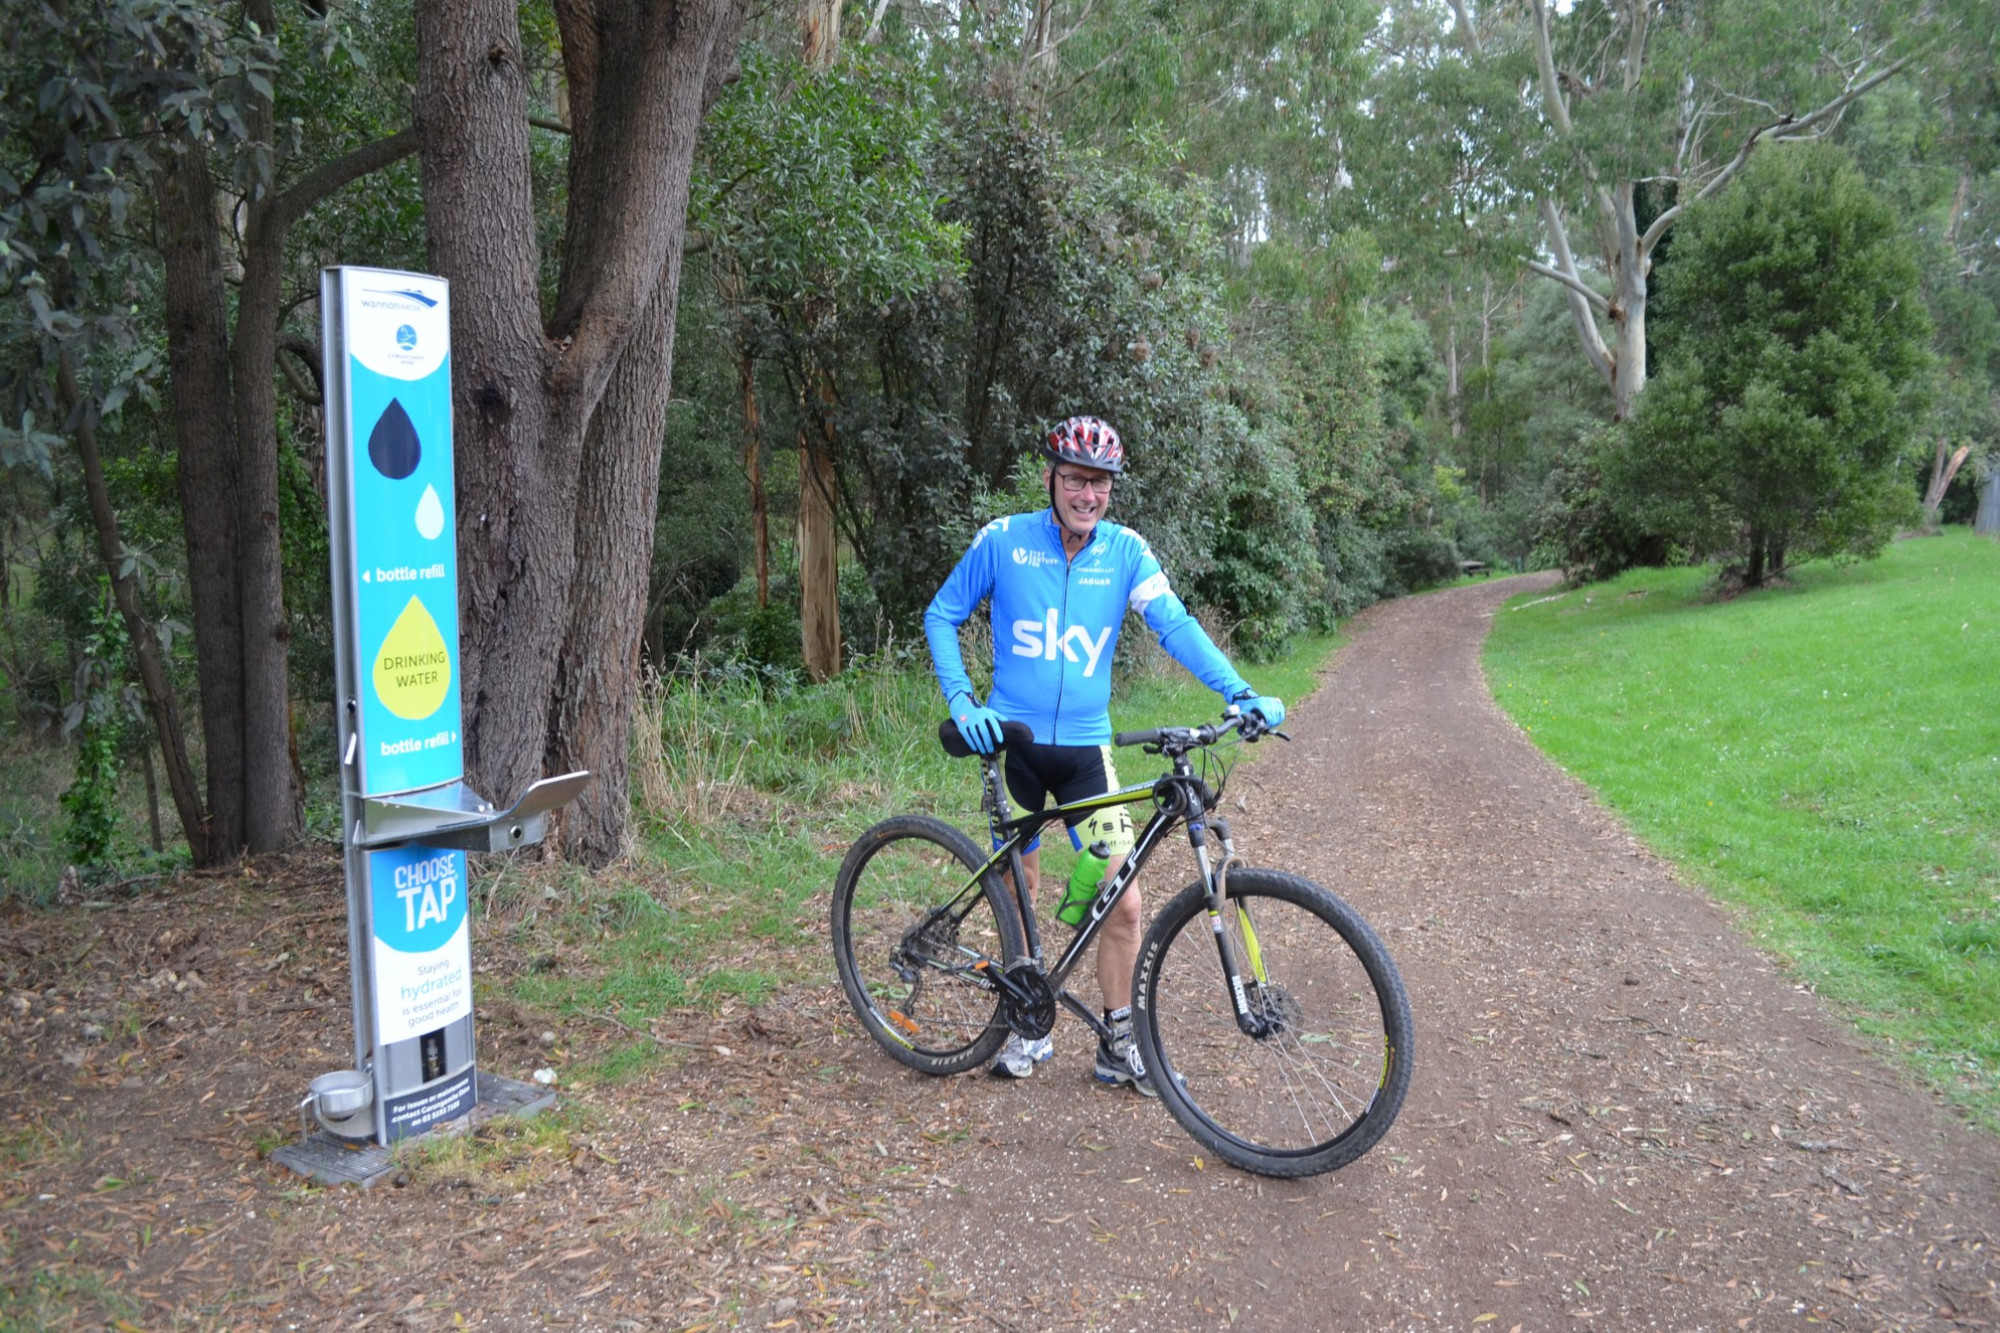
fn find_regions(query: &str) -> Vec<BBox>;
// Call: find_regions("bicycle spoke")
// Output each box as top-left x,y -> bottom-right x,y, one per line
832,816 -> 1020,1074
1138,869 -> 1412,1176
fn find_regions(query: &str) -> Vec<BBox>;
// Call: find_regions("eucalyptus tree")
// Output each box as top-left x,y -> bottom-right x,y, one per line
1391,0 -> 1923,421
417,0 -> 751,864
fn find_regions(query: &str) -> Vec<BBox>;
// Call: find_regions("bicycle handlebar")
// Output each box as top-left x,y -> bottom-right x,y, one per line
1116,708 -> 1285,753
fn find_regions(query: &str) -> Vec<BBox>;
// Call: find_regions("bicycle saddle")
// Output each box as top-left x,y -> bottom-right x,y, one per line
937,717 -> 1036,759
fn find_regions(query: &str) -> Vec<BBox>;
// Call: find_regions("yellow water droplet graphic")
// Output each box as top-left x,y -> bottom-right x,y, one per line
372,597 -> 452,720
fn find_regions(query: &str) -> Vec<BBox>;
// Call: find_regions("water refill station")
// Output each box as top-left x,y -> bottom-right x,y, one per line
274,267 -> 588,1186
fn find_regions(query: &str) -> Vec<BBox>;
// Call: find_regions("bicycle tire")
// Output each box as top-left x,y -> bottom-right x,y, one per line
830,815 -> 1025,1076
1133,868 -> 1414,1178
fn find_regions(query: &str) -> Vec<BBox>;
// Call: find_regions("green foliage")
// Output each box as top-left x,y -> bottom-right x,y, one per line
510,623 -> 1339,1048
57,583 -> 129,870
1193,413 -> 1326,658
1488,532 -> 2000,1126
1613,144 -> 1933,584
700,50 -> 966,317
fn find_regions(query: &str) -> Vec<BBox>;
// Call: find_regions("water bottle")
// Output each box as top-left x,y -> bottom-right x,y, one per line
1058,842 -> 1112,927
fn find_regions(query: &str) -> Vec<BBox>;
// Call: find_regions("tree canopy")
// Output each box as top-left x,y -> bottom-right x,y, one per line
0,0 -> 1991,886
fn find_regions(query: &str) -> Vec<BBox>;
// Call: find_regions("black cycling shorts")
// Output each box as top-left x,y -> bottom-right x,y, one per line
1003,740 -> 1135,855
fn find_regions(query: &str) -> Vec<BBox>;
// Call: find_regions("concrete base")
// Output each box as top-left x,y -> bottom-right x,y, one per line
271,1070 -> 557,1188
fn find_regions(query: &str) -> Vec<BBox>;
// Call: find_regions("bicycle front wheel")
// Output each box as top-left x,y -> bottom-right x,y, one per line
831,815 -> 1024,1076
1134,868 -> 1413,1178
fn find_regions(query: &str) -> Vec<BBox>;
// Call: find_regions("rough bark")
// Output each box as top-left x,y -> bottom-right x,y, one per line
420,0 -> 748,821
158,145 -> 246,862
157,25 -> 419,860
57,347 -> 210,866
545,260 -> 678,867
230,0 -> 302,851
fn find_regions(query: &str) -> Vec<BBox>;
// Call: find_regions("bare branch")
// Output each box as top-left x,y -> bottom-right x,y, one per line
861,0 -> 893,43
1526,260 -> 1612,310
1528,0 -> 1574,136
1446,0 -> 1482,54
1639,57 -> 1910,255
530,114 -> 573,135
277,333 -> 323,405
1619,0 -> 1649,95
1536,197 -> 1614,384
268,127 -> 421,234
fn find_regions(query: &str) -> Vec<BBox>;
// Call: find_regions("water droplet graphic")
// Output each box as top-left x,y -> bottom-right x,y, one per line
368,398 -> 421,479
372,597 -> 451,721
415,484 -> 445,541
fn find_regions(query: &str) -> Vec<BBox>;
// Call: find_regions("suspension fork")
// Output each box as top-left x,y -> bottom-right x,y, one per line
1190,810 -> 1273,1038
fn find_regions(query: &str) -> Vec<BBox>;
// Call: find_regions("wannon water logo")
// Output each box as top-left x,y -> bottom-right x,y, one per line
364,286 -> 441,309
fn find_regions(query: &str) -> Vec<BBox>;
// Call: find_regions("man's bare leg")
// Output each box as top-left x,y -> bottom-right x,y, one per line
1095,853 -> 1135,1010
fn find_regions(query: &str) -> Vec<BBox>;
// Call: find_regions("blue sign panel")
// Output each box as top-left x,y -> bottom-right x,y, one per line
367,843 -> 471,1046
331,270 -> 462,796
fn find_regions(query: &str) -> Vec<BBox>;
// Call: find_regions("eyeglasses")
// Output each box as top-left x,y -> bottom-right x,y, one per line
1055,471 -> 1114,495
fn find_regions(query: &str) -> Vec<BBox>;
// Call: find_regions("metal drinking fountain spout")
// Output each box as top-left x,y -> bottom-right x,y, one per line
358,770 -> 593,852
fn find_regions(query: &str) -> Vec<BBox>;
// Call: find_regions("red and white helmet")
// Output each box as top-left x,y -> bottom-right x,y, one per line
1043,416 -> 1125,474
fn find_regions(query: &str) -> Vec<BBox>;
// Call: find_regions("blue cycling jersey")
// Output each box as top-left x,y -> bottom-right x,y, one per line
924,509 -> 1250,746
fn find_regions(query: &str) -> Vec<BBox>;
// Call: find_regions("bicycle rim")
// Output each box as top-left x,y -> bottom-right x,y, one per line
831,816 -> 1018,1076
1136,869 -> 1414,1177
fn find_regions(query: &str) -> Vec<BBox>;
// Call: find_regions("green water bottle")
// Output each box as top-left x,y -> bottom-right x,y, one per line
1058,842 -> 1112,927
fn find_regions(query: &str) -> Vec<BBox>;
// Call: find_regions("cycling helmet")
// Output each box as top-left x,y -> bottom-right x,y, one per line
1043,416 -> 1125,474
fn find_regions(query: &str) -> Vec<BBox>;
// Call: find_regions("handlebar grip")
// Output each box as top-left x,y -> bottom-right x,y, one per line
1114,728 -> 1163,748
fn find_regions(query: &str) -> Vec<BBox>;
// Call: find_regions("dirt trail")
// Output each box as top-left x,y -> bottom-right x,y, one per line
866,572 -> 2000,1330
3,572 -> 1996,1331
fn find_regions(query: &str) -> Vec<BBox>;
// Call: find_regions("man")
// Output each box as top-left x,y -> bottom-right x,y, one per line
923,415 -> 1285,1093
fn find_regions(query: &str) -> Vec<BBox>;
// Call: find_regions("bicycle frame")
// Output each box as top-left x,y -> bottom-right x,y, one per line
949,729 -> 1274,1047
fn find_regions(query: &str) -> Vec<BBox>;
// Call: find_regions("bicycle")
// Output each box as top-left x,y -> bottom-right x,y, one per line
829,708 -> 1413,1178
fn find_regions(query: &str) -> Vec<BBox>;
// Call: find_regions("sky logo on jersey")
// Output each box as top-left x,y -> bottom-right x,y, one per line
1011,610 -> 1113,676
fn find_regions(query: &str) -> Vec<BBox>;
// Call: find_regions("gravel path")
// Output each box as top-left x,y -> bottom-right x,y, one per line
866,572 -> 2000,1331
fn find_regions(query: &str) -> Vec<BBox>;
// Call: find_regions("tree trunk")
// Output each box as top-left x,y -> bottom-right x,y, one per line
231,5 -> 304,851
1445,313 -> 1461,439
739,335 -> 769,607
57,347 -> 211,866
798,422 -> 842,682
546,259 -> 679,867
419,0 -> 747,821
158,145 -> 246,863
1608,184 -> 1648,420
803,0 -> 844,65
795,5 -> 844,680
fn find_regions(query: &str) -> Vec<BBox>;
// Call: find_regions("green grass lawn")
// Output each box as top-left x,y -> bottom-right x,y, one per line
1485,530 -> 2000,1126
501,626 -> 1341,1081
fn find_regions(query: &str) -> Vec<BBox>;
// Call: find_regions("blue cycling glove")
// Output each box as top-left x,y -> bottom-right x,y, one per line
1231,692 -> 1285,730
950,692 -> 1006,755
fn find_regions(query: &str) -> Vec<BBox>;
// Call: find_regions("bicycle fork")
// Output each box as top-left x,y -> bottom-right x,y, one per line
1194,816 -> 1278,1039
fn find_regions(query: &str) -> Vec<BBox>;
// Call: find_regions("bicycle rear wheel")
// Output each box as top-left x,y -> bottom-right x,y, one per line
831,815 -> 1024,1076
1134,868 -> 1413,1178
